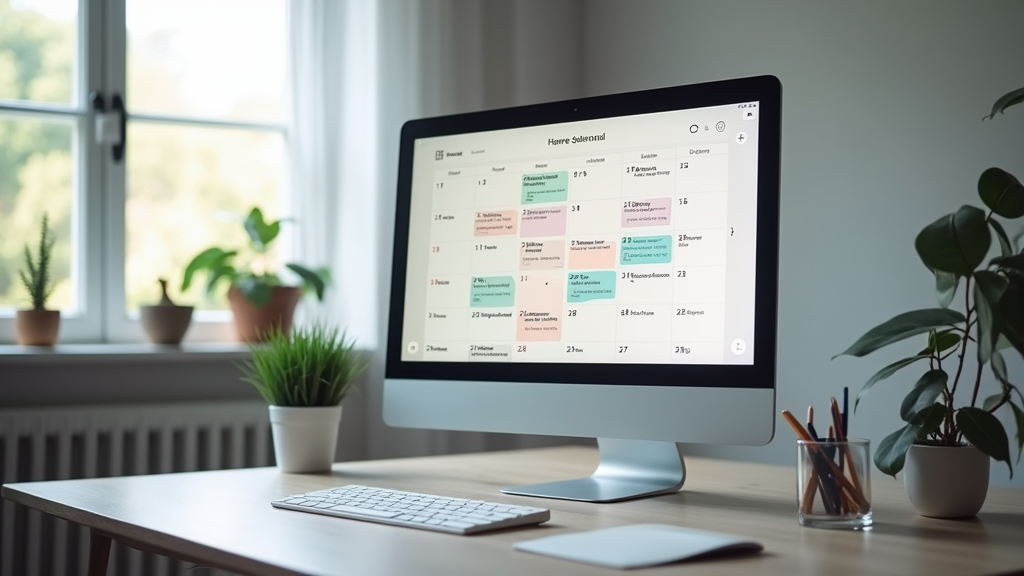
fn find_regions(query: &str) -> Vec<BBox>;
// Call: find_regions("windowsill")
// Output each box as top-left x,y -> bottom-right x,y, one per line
0,342 -> 259,408
0,342 -> 250,363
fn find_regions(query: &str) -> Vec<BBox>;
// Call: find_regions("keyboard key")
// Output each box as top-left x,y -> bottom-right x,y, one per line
328,505 -> 400,518
442,521 -> 475,529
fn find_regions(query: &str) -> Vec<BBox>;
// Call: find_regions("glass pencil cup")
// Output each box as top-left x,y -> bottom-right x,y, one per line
796,438 -> 872,530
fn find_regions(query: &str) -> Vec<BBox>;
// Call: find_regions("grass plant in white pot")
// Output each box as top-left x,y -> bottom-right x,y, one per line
242,323 -> 368,473
835,86 -> 1024,518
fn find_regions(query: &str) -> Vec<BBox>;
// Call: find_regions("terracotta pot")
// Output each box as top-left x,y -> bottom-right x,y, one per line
228,286 -> 300,342
15,309 -> 60,346
140,305 -> 194,344
904,444 -> 990,518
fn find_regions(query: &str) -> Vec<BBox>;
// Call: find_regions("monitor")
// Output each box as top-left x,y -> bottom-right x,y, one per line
384,76 -> 781,502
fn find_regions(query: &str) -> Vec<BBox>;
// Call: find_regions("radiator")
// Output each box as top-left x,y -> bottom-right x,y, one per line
0,400 -> 273,576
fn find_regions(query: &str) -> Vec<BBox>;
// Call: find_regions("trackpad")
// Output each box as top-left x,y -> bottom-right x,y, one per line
514,524 -> 763,569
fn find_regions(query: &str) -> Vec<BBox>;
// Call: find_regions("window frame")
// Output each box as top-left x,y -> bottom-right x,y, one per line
0,0 -> 291,345
0,0 -> 104,343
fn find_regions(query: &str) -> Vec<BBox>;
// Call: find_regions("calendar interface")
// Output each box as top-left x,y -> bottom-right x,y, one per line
400,102 -> 760,365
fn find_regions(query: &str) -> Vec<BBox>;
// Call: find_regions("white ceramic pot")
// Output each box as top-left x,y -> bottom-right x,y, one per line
903,444 -> 989,518
269,405 -> 343,473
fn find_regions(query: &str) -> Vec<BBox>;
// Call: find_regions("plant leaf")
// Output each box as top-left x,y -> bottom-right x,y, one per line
992,253 -> 1024,276
920,330 -> 961,355
915,206 -> 990,276
910,403 -> 947,439
244,207 -> 281,252
1000,277 -> 1024,357
286,263 -> 326,301
900,370 -> 948,422
990,218 -> 1014,257
957,407 -> 1012,476
204,265 -> 237,297
237,275 -> 273,306
934,270 -> 959,308
974,270 -> 1009,364
181,248 -> 236,292
991,350 -> 1009,383
835,308 -> 966,359
982,393 -> 1003,411
984,86 -> 1024,120
1010,401 -> 1024,464
997,333 -> 1014,351
854,355 -> 928,413
978,168 -> 1024,219
875,423 -> 921,477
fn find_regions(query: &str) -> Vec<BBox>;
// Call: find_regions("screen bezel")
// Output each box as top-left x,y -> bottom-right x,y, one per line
386,75 -> 781,390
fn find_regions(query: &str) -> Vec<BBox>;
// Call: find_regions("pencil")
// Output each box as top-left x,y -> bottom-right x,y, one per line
842,387 -> 849,438
832,398 -> 863,497
781,411 -> 870,513
784,412 -> 841,514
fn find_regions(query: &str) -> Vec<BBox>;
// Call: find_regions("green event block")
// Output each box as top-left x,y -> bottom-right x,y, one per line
470,276 -> 515,307
521,172 -> 569,204
567,271 -> 617,303
620,235 -> 672,265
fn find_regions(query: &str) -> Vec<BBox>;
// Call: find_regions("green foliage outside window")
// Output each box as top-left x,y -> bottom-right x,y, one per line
0,0 -> 74,309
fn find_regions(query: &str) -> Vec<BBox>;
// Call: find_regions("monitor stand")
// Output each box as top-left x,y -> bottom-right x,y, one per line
500,439 -> 686,503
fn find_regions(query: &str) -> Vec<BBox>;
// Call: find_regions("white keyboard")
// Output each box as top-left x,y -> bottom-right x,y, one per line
271,485 -> 551,535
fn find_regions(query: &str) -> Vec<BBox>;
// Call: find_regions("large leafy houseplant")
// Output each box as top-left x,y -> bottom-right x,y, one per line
836,87 -> 1024,478
181,207 -> 328,306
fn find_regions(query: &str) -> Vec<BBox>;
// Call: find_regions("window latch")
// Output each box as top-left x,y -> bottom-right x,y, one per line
89,91 -> 127,163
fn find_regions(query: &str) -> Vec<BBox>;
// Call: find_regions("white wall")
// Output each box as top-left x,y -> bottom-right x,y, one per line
582,0 -> 1024,488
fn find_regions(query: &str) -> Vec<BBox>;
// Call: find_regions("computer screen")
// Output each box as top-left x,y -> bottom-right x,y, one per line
385,76 -> 781,502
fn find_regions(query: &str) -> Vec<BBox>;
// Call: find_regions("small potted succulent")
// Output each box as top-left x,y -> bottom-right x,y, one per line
139,278 -> 194,344
16,214 -> 60,346
835,86 -> 1024,518
241,323 -> 368,473
181,207 -> 329,342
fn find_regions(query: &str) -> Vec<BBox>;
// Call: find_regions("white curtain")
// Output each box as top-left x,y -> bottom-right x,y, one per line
287,0 -> 587,462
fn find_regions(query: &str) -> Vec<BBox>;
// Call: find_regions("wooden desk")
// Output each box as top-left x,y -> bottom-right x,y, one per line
3,446 -> 1023,576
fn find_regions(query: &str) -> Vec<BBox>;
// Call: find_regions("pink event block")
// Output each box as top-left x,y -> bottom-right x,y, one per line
474,210 -> 518,236
621,197 -> 671,227
521,206 -> 567,238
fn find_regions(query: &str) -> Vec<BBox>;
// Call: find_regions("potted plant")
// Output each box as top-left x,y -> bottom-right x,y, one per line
181,207 -> 329,342
835,87 -> 1024,518
16,214 -> 60,346
139,278 -> 194,344
241,323 -> 368,473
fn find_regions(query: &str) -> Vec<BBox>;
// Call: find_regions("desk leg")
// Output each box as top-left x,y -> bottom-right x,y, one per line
87,529 -> 112,576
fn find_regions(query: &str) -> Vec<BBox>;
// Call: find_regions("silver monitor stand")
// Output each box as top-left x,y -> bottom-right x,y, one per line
500,439 -> 686,503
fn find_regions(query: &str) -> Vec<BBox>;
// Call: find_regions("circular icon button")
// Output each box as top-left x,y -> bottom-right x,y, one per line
689,124 -> 699,134
731,338 -> 746,355
735,131 -> 748,145
716,121 -> 726,132
407,341 -> 419,354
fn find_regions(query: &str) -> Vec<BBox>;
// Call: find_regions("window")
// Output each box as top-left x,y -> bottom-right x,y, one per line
0,0 -> 289,343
